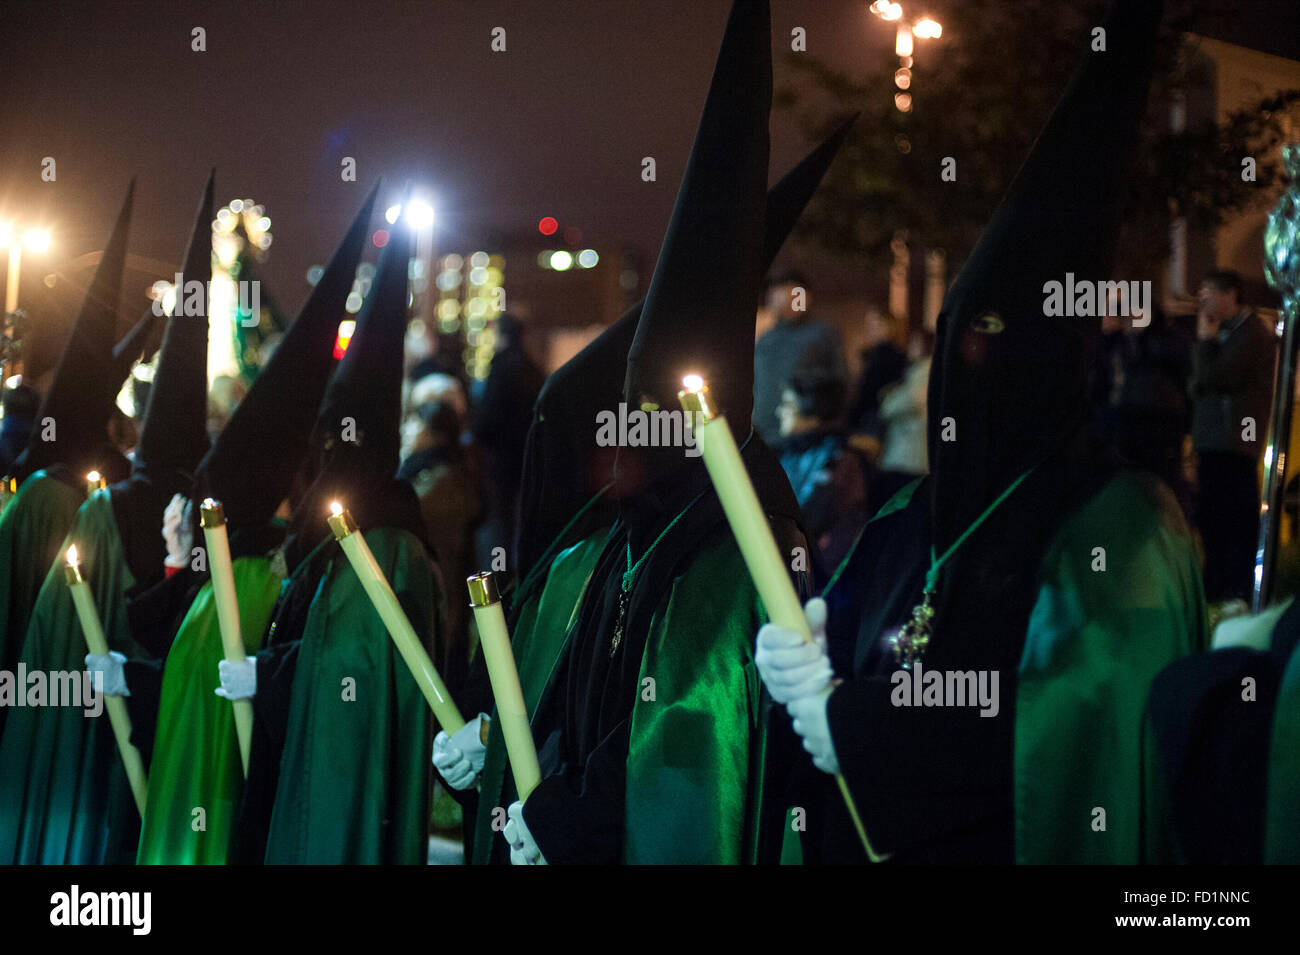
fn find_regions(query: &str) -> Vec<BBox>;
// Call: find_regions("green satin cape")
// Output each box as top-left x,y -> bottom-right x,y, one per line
473,527 -> 772,864
1016,470 -> 1206,863
136,556 -> 281,864
0,472 -> 83,708
0,489 -> 145,864
263,527 -> 438,864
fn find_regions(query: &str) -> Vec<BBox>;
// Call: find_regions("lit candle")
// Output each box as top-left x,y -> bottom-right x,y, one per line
199,498 -> 253,777
64,545 -> 148,816
467,572 -> 540,800
85,470 -> 106,496
677,375 -> 888,862
327,502 -> 465,735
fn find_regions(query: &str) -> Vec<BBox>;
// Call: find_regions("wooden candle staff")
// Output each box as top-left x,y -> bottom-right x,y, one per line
327,502 -> 465,735
65,545 -> 148,816
678,374 -> 887,862
199,499 -> 253,776
467,572 -> 541,800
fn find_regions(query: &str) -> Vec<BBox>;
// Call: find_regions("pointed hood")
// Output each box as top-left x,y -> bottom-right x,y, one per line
279,192 -> 418,565
312,191 -> 410,482
927,0 -> 1162,551
110,306 -> 162,388
623,0 -> 771,430
194,183 -> 379,527
131,171 -> 214,477
12,180 -> 134,482
513,103 -> 853,580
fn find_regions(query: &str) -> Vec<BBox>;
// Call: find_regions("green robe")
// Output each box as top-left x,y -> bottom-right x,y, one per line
136,556 -> 281,864
1266,633 -> 1300,863
1015,470 -> 1207,862
0,489 -> 146,864
0,472 -> 83,716
474,526 -> 775,864
819,470 -> 1203,863
263,526 -> 438,864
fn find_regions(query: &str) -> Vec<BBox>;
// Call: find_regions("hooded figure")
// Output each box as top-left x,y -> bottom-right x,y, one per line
225,201 -> 443,865
456,113 -> 856,865
469,0 -> 808,865
755,0 -> 1205,865
131,185 -> 379,864
0,174 -> 214,864
0,181 -> 135,727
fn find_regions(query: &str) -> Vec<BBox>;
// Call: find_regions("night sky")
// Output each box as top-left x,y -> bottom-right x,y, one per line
1,0 -> 1297,322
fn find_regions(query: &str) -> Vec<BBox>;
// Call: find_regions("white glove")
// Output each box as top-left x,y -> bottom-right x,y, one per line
215,656 -> 257,700
432,713 -> 490,790
788,689 -> 840,775
85,651 -> 129,697
504,800 -> 547,865
755,597 -> 832,704
162,494 -> 193,570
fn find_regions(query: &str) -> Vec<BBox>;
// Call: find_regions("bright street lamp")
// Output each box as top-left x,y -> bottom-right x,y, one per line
869,3 -> 942,111
1,222 -> 54,314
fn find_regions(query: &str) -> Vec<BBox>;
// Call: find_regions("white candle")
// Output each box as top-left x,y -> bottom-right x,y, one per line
199,499 -> 253,777
467,572 -> 541,800
64,545 -> 148,817
677,375 -> 888,862
327,502 -> 466,735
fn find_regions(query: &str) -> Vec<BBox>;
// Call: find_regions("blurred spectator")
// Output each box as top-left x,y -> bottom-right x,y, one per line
400,398 -> 483,687
1190,269 -> 1277,603
753,271 -> 847,445
776,368 -> 869,573
0,384 -> 39,476
877,319 -> 933,480
1091,303 -> 1193,509
846,309 -> 907,442
470,312 -> 544,565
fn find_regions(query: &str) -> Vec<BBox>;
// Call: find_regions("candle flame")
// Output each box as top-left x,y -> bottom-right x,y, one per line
682,373 -> 705,393
86,471 -> 100,483
202,497 -> 219,510
330,501 -> 344,517
66,544 -> 78,565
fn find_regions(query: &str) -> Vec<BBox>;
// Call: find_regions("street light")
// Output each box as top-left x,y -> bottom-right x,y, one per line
1,222 -> 53,314
869,4 -> 942,110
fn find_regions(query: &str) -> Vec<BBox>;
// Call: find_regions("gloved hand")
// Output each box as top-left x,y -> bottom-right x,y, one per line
215,656 -> 257,700
788,689 -> 839,775
162,494 -> 193,571
754,597 -> 832,704
504,800 -> 547,865
85,651 -> 130,697
432,713 -> 491,790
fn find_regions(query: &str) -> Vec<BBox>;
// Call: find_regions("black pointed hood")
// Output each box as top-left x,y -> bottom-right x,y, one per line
278,191 -> 421,567
131,171 -> 213,477
193,184 -> 379,528
110,306 -> 161,388
12,180 -> 134,483
312,190 -> 410,483
927,0 -> 1162,551
623,0 -> 771,432
515,111 -> 856,576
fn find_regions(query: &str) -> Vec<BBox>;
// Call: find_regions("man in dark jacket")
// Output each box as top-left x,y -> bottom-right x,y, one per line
471,311 -> 543,562
1190,269 -> 1277,602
